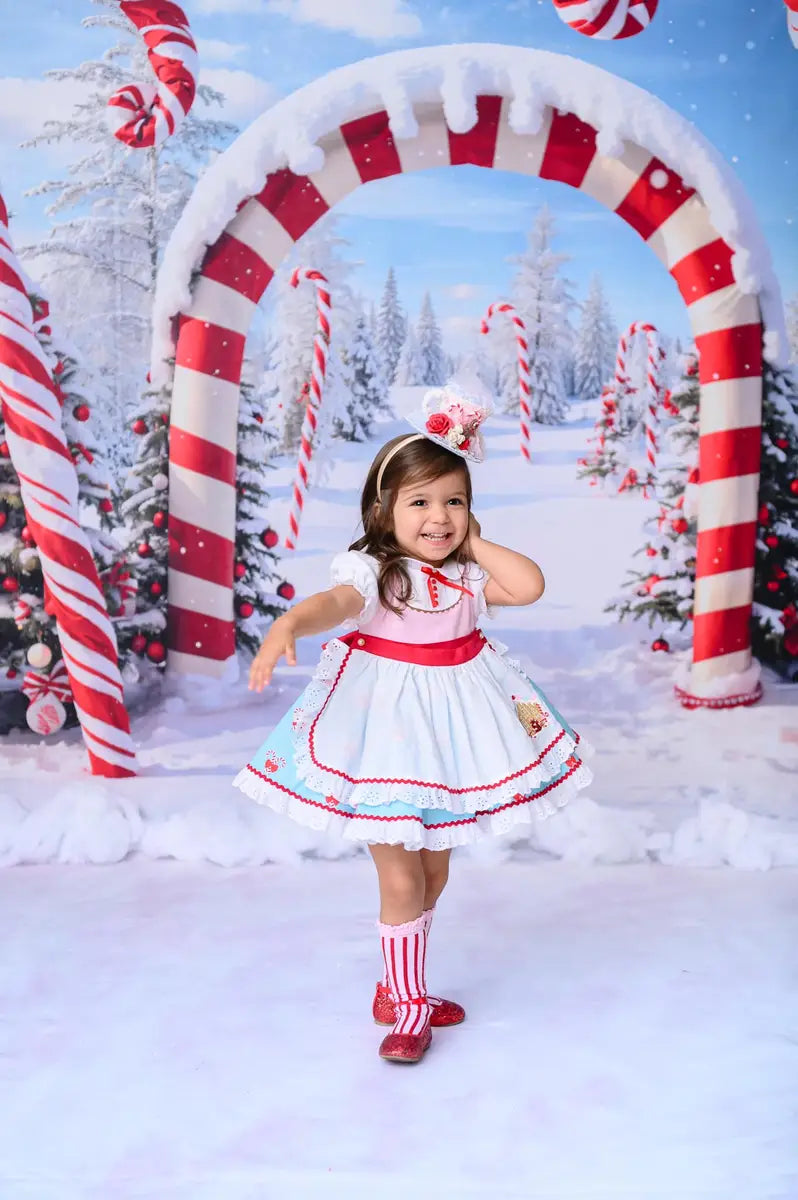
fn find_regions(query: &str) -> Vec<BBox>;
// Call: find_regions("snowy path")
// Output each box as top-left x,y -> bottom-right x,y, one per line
2,859 -> 797,1200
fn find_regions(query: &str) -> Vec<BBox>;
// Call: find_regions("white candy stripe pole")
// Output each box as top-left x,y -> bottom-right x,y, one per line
0,195 -> 137,777
284,268 -> 332,551
611,321 -> 661,497
107,1 -> 198,148
480,302 -> 531,464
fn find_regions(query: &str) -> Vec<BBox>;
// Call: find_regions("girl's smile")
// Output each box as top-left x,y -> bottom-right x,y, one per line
391,469 -> 469,565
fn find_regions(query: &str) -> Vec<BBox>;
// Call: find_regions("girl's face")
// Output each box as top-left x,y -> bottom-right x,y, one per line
390,469 -> 469,564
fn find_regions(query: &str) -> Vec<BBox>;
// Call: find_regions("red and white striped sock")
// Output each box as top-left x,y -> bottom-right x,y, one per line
381,906 -> 434,987
379,913 -> 431,1036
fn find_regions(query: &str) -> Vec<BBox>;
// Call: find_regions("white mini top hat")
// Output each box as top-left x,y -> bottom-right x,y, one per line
406,375 -> 493,463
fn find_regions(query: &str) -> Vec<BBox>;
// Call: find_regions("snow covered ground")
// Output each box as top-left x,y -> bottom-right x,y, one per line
1,389 -> 797,1197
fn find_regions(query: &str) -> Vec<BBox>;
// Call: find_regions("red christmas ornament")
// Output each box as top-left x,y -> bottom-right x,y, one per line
152,510 -> 167,529
73,403 -> 90,422
790,479 -> 798,496
20,525 -> 34,544
149,581 -> 163,597
0,441 -> 8,457
758,504 -> 770,525
686,361 -> 698,377
774,566 -> 788,581
238,601 -> 254,618
0,511 -> 6,530
99,497 -> 113,513
254,413 -> 263,424
137,542 -> 152,558
775,437 -> 789,450
234,562 -> 247,579
672,517 -> 689,535
651,637 -> 670,652
784,627 -> 798,656
146,640 -> 166,664
262,528 -> 279,549
645,547 -> 657,557
645,574 -> 661,594
2,576 -> 20,592
131,633 -> 147,653
160,413 -> 169,424
132,418 -> 147,435
765,534 -> 779,549
277,581 -> 295,601
6,667 -> 17,679
767,581 -> 780,592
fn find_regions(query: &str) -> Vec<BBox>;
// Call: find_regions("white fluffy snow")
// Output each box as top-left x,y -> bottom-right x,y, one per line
2,393 -> 797,1196
151,43 -> 788,385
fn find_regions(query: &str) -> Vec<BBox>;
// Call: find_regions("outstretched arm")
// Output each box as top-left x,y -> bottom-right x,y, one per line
249,584 -> 364,691
467,515 -> 545,608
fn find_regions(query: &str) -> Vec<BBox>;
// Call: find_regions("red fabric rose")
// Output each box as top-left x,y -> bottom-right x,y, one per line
426,412 -> 452,436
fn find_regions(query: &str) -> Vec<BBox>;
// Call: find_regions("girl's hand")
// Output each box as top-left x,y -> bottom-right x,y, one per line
249,619 -> 297,691
468,512 -> 482,541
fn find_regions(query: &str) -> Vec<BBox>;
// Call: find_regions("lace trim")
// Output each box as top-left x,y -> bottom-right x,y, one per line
233,756 -> 592,852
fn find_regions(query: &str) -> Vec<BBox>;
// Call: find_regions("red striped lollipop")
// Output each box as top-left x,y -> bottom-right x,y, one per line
552,0 -> 659,39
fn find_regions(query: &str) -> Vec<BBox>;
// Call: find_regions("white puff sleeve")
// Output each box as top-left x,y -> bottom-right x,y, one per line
329,550 -> 381,625
463,563 -> 494,620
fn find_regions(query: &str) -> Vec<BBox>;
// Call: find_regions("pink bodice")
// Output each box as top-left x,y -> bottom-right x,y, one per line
358,587 -> 480,644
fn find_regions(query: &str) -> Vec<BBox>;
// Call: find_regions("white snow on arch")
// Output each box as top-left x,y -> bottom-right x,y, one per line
151,42 -> 787,384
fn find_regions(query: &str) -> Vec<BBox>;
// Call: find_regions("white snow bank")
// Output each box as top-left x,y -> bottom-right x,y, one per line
2,783 -> 796,870
152,42 -> 786,384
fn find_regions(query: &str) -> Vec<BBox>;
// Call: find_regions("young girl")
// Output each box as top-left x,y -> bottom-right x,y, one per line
234,380 -> 592,1065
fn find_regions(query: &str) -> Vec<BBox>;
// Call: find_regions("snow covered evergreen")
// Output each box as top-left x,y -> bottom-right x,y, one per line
376,267 -> 406,386
573,275 -> 617,401
335,315 -> 390,442
395,322 -> 424,387
786,293 -> 798,365
506,206 -> 574,424
416,292 -> 447,387
20,0 -> 236,475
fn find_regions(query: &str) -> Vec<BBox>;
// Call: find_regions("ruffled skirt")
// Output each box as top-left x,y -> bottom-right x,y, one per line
233,629 -> 592,851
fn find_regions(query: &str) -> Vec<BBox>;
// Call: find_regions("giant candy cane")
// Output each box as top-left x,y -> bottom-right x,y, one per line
0,196 -> 137,777
284,268 -> 332,551
612,321 -> 663,497
551,0 -> 658,39
107,1 -> 198,148
480,302 -> 532,464
785,0 -> 798,47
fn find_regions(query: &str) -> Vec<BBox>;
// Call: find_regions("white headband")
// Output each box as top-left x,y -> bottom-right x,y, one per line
375,433 -> 425,499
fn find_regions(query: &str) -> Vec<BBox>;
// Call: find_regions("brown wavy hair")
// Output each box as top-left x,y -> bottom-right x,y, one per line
349,434 -> 474,615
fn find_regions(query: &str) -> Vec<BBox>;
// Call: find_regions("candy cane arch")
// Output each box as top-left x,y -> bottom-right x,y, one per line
480,302 -> 532,464
159,45 -> 769,710
284,268 -> 332,550
0,196 -> 137,776
552,0 -> 659,38
107,1 -> 198,148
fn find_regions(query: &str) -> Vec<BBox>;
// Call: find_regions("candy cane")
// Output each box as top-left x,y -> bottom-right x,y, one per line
0,194 -> 137,778
785,0 -> 798,48
612,321 -> 662,497
107,1 -> 198,148
284,268 -> 332,551
552,0 -> 659,39
480,302 -> 532,464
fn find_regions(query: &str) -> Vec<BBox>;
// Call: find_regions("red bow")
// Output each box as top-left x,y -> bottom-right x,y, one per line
22,658 -> 72,704
420,566 -> 474,608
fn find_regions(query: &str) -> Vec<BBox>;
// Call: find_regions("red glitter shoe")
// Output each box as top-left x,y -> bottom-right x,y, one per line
373,981 -> 466,1027
379,1022 -> 432,1064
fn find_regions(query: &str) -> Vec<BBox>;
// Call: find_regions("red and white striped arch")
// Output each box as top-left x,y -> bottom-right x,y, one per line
166,72 -> 764,706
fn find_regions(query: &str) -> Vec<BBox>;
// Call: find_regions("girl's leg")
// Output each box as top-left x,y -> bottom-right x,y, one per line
368,844 -> 426,924
419,847 -> 452,913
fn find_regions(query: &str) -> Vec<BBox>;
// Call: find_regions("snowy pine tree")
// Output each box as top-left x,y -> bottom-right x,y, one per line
234,354 -> 290,658
335,315 -> 390,442
21,0 -> 236,475
376,267 -> 406,386
574,275 -> 617,401
416,292 -> 446,387
508,206 -> 574,424
786,294 -> 798,366
395,323 -> 424,386
751,361 -> 798,679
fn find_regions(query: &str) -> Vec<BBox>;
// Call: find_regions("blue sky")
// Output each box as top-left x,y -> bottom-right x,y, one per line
1,0 -> 796,353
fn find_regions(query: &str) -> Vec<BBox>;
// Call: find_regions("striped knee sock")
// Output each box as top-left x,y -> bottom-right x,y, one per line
379,913 -> 431,1036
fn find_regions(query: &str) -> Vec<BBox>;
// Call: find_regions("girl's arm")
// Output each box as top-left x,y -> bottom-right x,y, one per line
467,516 -> 545,608
249,584 -> 364,691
